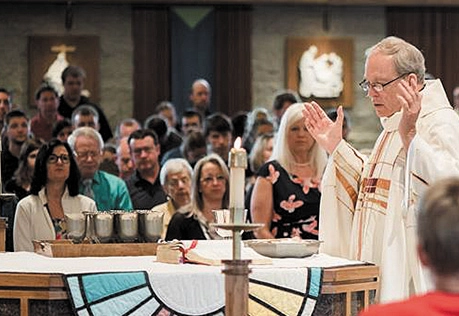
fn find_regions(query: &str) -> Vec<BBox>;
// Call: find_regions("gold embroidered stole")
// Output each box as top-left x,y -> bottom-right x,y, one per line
354,127 -> 403,258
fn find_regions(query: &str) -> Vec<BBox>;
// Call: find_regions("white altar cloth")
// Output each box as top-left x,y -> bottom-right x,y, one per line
0,251 -> 364,316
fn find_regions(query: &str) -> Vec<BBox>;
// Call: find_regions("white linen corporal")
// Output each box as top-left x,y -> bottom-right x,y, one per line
319,79 -> 459,302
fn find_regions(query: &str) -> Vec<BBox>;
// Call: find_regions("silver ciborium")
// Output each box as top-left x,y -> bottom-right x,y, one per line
138,210 -> 164,242
65,213 -> 86,242
115,212 -> 139,242
94,212 -> 114,242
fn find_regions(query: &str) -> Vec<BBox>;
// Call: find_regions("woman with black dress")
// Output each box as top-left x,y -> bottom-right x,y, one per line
251,103 -> 328,240
166,154 -> 229,240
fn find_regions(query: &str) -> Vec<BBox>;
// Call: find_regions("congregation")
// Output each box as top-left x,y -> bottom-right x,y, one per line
3,35 -> 459,313
1,66 -> 289,252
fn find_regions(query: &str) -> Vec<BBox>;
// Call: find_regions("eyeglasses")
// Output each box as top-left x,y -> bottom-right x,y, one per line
359,73 -> 409,93
200,175 -> 226,185
132,147 -> 155,157
168,177 -> 190,187
47,154 -> 70,164
74,151 -> 100,159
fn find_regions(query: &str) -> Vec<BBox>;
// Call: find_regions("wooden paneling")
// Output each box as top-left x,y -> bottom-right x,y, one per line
215,6 -> 252,115
132,6 -> 170,122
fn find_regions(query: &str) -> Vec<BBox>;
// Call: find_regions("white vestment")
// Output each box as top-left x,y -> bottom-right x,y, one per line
319,79 -> 459,302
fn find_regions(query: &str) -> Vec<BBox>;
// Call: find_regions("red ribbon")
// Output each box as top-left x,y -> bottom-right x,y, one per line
179,239 -> 198,263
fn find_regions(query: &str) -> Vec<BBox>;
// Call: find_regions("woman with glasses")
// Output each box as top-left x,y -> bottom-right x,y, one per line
5,138 -> 43,200
13,139 -> 97,251
165,154 -> 229,240
251,103 -> 328,240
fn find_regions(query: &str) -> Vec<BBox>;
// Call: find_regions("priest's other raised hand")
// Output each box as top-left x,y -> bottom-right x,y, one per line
302,101 -> 344,155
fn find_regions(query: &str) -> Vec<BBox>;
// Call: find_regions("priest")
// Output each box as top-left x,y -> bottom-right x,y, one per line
302,36 -> 459,302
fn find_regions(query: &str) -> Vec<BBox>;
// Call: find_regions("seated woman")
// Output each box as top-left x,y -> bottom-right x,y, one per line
52,118 -> 73,143
251,103 -> 328,240
243,133 -> 274,240
247,133 -> 274,187
5,138 -> 43,200
165,154 -> 229,240
13,139 -> 97,251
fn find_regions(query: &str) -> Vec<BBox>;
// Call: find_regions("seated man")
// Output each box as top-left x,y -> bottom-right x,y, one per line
144,115 -> 182,162
189,78 -> 212,118
161,130 -> 207,167
204,113 -> 233,164
272,91 -> 297,126
99,143 -> 119,176
1,110 -> 29,184
155,101 -> 179,131
151,158 -> 193,238
126,129 -> 167,210
114,118 -> 141,143
0,88 -> 12,132
181,109 -> 203,136
360,177 -> 459,315
116,137 -> 135,180
67,127 -> 133,211
71,104 -> 100,130
30,84 -> 63,142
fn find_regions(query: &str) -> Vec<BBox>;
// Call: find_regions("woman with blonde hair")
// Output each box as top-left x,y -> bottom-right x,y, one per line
249,133 -> 274,176
165,153 -> 229,240
251,103 -> 328,240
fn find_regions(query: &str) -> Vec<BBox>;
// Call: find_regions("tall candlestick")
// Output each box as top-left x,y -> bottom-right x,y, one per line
228,137 -> 247,260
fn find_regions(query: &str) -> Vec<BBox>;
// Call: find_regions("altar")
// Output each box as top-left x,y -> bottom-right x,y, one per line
0,251 -> 379,316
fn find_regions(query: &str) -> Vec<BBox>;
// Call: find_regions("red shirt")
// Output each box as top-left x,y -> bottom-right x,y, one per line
360,291 -> 459,316
30,113 -> 63,142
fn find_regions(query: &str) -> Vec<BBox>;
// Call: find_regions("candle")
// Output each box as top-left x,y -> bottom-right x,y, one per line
229,137 -> 247,222
228,137 -> 247,260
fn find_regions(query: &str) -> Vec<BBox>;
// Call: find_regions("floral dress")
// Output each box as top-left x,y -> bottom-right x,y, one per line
257,160 -> 320,240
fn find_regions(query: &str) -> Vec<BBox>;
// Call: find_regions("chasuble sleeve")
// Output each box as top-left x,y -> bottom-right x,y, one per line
403,109 -> 459,295
319,140 -> 366,258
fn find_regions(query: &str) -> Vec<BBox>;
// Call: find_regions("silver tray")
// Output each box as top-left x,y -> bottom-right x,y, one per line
244,238 -> 322,258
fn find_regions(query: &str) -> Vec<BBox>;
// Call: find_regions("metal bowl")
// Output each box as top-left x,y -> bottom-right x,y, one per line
244,239 -> 322,258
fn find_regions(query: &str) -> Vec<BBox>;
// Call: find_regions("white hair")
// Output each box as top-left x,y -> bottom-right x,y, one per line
160,158 -> 193,186
271,102 -> 327,176
67,126 -> 104,152
192,79 -> 211,93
